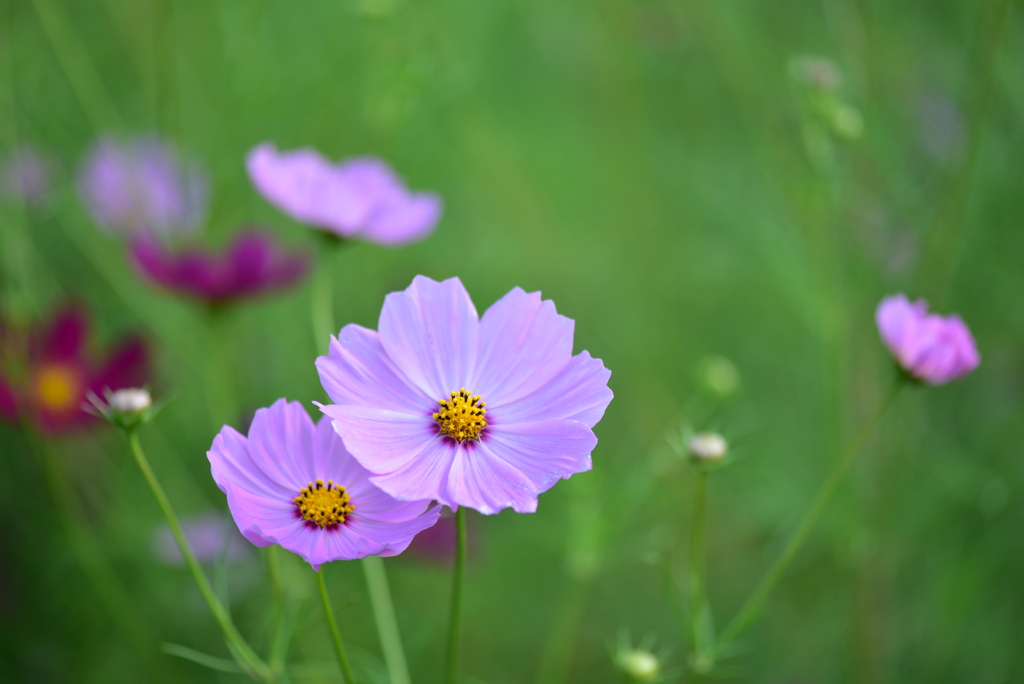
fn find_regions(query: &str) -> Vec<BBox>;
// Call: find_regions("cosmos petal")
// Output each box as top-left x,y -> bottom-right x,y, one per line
362,192 -> 442,246
208,426 -> 294,499
493,351 -> 612,428
367,439 -> 459,504
447,441 -> 538,515
247,399 -> 316,488
319,403 -> 437,475
483,420 -> 596,494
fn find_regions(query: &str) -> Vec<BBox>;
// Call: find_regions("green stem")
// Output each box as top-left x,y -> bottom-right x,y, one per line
126,430 -> 273,682
266,545 -> 286,674
204,308 -> 239,431
534,576 -> 590,684
689,468 -> 714,672
715,379 -> 903,653
317,568 -> 357,684
311,258 -> 334,355
446,507 -> 468,684
362,556 -> 411,684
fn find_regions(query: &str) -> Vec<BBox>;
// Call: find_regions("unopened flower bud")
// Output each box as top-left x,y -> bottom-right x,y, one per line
108,388 -> 152,415
688,432 -> 728,461
615,649 -> 660,682
698,355 -> 740,399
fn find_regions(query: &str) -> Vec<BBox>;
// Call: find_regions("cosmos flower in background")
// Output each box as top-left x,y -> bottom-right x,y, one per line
316,275 -> 613,515
152,512 -> 250,566
207,399 -> 441,571
876,293 -> 980,385
246,143 -> 442,246
1,146 -> 52,207
78,136 -> 207,240
130,230 -> 310,306
0,304 -> 149,435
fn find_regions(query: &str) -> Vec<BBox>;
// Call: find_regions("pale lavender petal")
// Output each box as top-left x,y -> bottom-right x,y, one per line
875,293 -> 980,384
493,352 -> 612,428
247,399 -> 315,488
316,324 -> 431,414
378,276 -> 479,399
312,412 -> 373,485
483,420 -> 596,495
361,193 -> 443,246
472,287 -> 574,406
208,426 -> 293,499
367,439 -> 459,504
348,503 -> 442,551
319,403 -> 437,475
447,441 -> 538,515
221,482 -> 301,548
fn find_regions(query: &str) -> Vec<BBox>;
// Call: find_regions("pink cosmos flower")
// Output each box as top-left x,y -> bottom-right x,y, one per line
208,399 -> 441,570
0,304 -> 149,435
246,143 -> 442,246
316,276 -> 613,515
876,293 -> 980,385
130,230 -> 310,305
1,146 -> 52,206
78,136 -> 207,239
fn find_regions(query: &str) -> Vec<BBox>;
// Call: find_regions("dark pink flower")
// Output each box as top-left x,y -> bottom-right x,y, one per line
876,293 -> 980,385
0,304 -> 150,435
129,230 -> 310,305
246,143 -> 442,246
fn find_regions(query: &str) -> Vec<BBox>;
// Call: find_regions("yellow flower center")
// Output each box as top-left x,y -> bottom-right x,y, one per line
293,479 -> 354,528
34,365 -> 82,412
433,388 -> 487,443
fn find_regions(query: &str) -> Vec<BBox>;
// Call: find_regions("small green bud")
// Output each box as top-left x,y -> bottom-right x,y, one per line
698,355 -> 741,399
85,387 -> 165,431
615,649 -> 660,682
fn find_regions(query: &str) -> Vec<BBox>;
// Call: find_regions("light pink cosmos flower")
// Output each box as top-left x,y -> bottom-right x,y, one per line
316,276 -> 613,515
208,399 -> 441,570
876,293 -> 980,385
78,136 -> 207,239
246,143 -> 442,246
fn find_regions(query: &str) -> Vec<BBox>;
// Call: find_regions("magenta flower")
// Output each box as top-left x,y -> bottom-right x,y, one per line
316,276 -> 613,515
78,136 -> 207,239
130,230 -> 309,305
0,304 -> 149,435
1,146 -> 52,206
208,399 -> 441,570
876,293 -> 980,385
246,143 -> 442,246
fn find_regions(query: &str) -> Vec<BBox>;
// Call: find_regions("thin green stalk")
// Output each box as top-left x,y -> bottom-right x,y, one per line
31,0 -> 122,129
317,568 -> 357,684
204,308 -> 239,431
311,259 -> 334,355
535,576 -> 590,684
266,545 -> 286,674
715,380 -> 904,653
689,469 -> 714,672
446,507 -> 468,684
362,556 -> 411,684
126,430 -> 273,682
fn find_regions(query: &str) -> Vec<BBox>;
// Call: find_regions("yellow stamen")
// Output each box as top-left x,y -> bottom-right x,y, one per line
34,365 -> 82,412
293,479 -> 354,528
433,388 -> 487,443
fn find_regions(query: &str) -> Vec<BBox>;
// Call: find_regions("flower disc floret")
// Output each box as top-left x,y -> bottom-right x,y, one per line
294,479 -> 355,528
434,389 -> 487,443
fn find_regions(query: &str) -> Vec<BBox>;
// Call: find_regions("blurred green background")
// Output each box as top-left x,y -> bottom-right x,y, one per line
1,0 -> 1022,682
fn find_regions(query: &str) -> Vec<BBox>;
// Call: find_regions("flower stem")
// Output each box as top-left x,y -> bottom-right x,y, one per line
317,568 -> 357,684
445,507 -> 468,684
362,556 -> 411,684
715,379 -> 904,653
126,430 -> 274,682
689,468 -> 714,672
266,545 -> 286,674
311,236 -> 347,355
204,308 -> 239,432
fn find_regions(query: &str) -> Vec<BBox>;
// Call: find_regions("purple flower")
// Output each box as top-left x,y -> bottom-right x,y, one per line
152,512 -> 250,566
208,399 -> 441,570
876,293 -> 980,385
1,146 -> 52,206
316,276 -> 613,515
130,230 -> 310,305
78,136 -> 207,239
246,143 -> 442,246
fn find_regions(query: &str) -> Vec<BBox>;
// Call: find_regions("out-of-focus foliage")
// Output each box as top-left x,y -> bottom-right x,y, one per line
1,1 -> 1021,682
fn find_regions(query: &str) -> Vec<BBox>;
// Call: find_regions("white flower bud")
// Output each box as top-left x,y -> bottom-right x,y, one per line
107,388 -> 152,415
688,432 -> 728,461
616,649 -> 660,681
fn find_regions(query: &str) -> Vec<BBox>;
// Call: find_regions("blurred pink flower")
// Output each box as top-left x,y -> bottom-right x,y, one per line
0,304 -> 149,435
876,293 -> 979,385
78,136 -> 207,239
1,146 -> 52,206
151,512 -> 250,565
130,230 -> 309,305
246,143 -> 442,246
